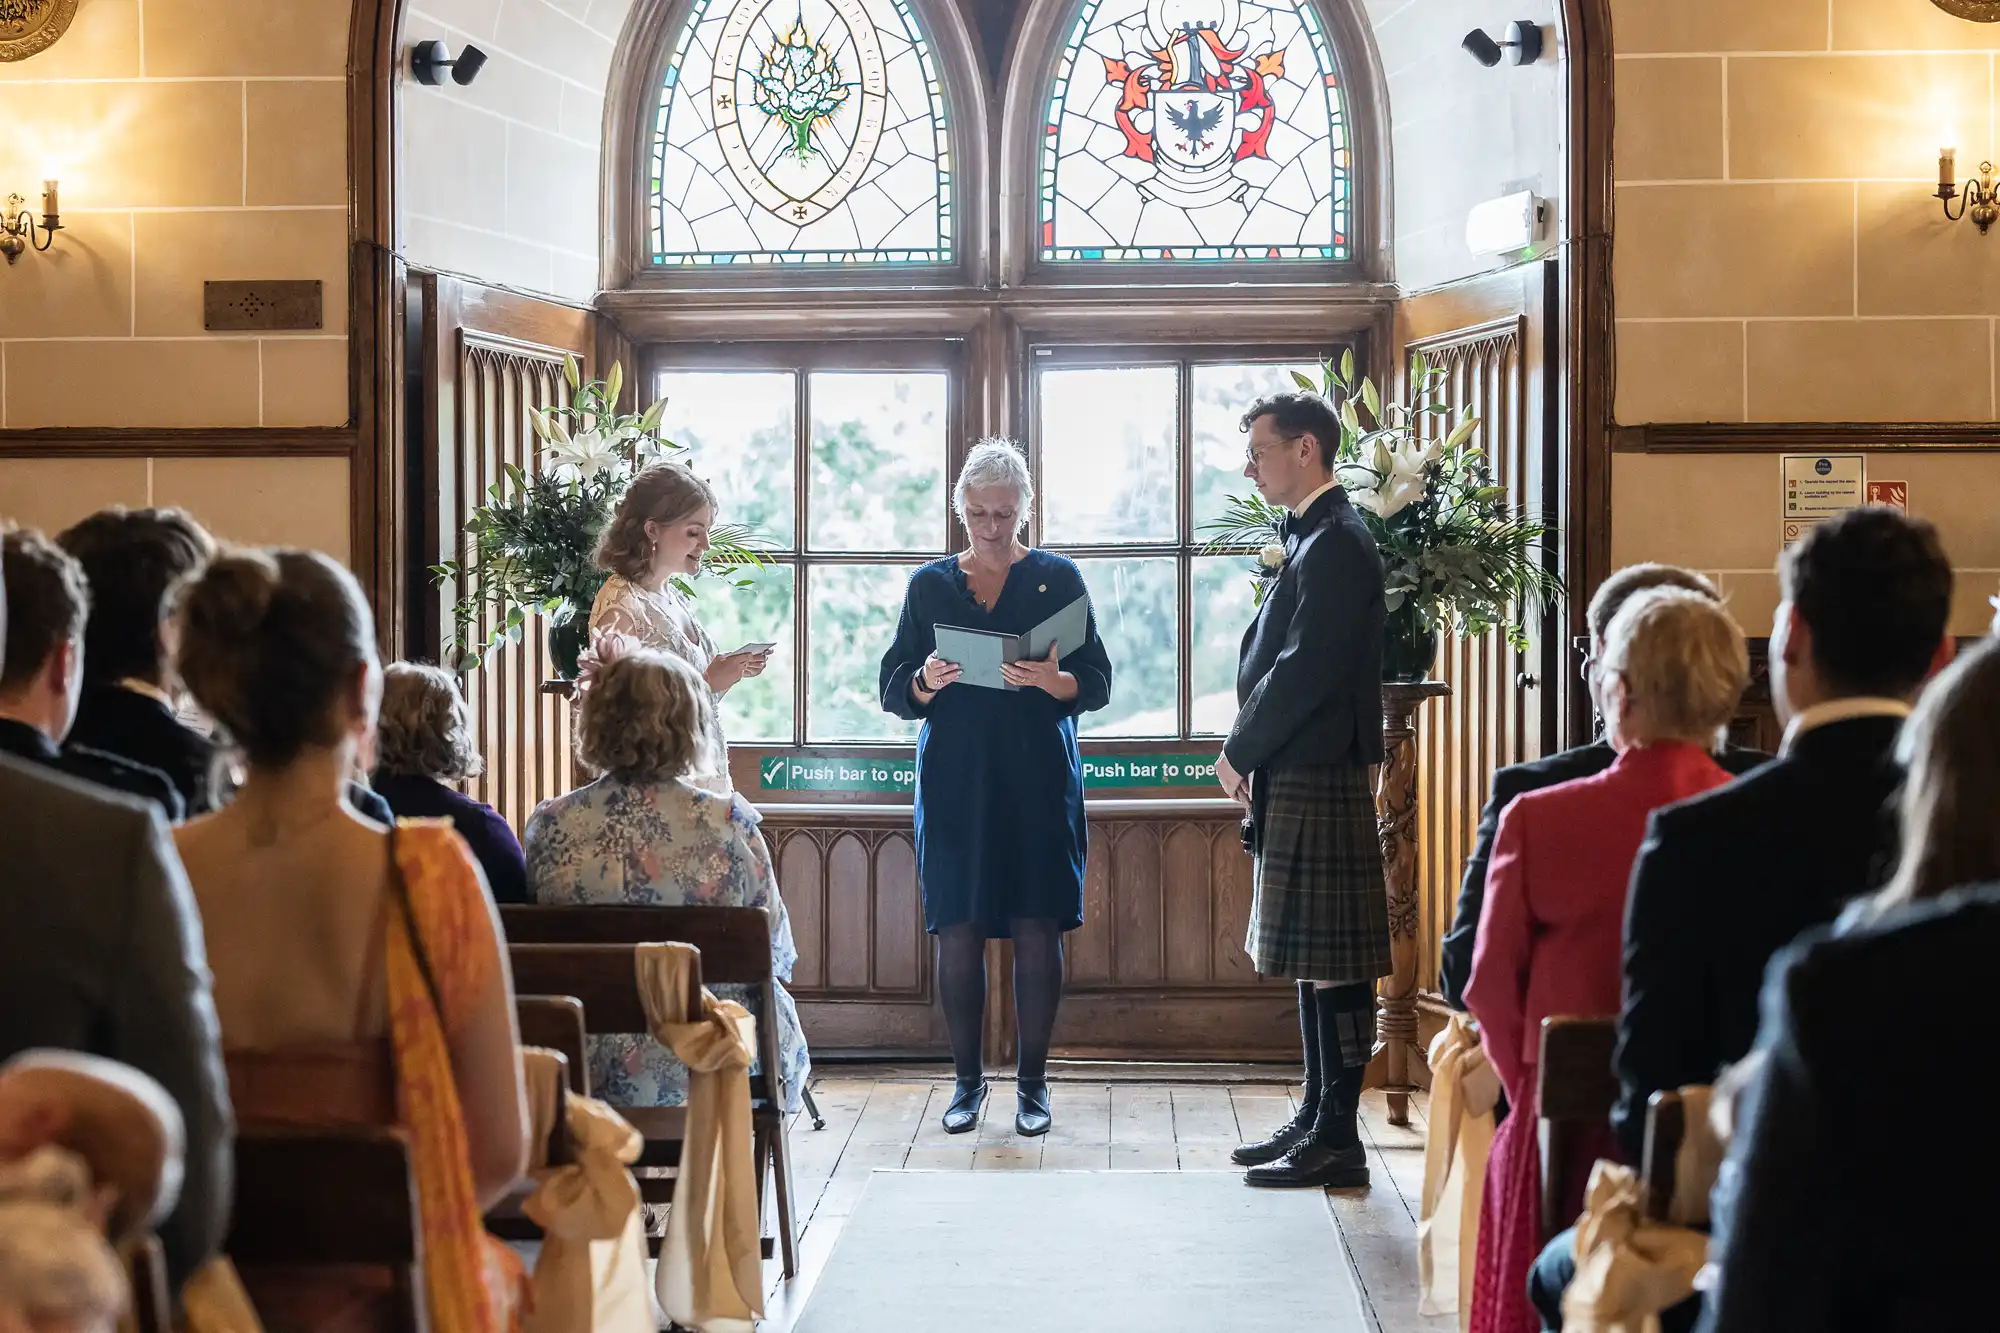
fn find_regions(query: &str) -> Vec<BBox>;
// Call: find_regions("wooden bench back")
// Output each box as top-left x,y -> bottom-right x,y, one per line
501,905 -> 772,982
226,1128 -> 424,1333
509,944 -> 705,1037
1642,1088 -> 1688,1224
1537,1015 -> 1619,1242
517,994 -> 589,1094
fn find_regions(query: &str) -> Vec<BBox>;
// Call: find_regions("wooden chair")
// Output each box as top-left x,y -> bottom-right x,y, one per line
518,994 -> 589,1094
1642,1089 -> 1687,1224
484,1046 -> 574,1243
226,1127 -> 424,1333
502,904 -> 799,1279
1537,1015 -> 1619,1243
122,1234 -> 171,1333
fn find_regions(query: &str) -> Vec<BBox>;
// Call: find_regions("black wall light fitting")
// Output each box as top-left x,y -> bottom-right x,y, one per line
411,39 -> 489,86
1462,21 -> 1543,67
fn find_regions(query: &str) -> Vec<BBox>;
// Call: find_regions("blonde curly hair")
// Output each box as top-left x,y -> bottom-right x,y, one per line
375,662 -> 483,780
575,649 -> 704,783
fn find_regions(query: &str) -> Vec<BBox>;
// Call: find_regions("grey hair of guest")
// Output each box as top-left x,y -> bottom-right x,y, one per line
953,438 -> 1035,538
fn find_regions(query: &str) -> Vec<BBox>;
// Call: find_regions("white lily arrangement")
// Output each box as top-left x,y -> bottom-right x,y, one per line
433,356 -> 766,675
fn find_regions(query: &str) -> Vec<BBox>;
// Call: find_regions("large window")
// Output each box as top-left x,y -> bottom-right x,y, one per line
1032,351 -> 1322,739
655,350 -> 956,745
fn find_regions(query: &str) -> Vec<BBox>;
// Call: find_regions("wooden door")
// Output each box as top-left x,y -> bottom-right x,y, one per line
1394,262 -> 1564,1029
409,274 -> 598,835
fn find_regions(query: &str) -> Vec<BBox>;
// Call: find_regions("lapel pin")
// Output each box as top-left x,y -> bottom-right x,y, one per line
1038,584 -> 1047,592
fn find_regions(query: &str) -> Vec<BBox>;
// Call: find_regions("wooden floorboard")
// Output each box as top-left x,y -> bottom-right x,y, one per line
755,1075 -> 1447,1333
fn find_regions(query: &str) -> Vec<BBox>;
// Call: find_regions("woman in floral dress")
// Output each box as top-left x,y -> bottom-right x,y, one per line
586,461 -> 771,795
525,648 -> 810,1113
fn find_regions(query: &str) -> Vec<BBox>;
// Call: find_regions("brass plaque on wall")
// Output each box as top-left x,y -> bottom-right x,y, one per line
1,0 -> 81,61
203,281 -> 325,332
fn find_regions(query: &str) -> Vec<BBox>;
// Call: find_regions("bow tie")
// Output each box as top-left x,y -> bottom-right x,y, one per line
1280,513 -> 1302,540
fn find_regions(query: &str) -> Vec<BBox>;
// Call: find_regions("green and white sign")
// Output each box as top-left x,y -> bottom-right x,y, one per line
756,753 -> 1223,795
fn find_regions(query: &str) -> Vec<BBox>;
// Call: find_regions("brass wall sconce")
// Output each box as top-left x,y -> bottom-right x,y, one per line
1937,141 -> 1996,234
0,181 -> 62,265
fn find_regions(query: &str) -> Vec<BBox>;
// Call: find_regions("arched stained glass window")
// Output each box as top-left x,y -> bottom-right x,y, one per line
650,0 -> 952,265
1040,0 -> 1349,262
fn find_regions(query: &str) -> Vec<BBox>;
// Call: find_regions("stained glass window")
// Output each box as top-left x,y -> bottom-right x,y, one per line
1039,0 -> 1350,263
650,0 -> 952,266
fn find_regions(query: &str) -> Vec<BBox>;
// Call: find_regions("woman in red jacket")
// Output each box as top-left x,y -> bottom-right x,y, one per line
1464,587 -> 1749,1333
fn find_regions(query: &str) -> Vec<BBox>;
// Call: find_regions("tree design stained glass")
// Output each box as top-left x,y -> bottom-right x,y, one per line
650,0 -> 952,265
1040,0 -> 1349,262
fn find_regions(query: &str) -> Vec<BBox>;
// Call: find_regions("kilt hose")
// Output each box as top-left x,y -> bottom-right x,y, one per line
1246,763 -> 1392,989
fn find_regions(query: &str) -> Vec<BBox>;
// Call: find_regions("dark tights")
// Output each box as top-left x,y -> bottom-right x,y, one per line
935,918 -> 1066,1085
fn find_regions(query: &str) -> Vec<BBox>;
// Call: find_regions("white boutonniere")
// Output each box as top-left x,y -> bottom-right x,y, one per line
1252,540 -> 1287,606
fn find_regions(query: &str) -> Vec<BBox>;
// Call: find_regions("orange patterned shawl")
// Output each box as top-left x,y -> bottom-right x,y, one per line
388,820 -> 520,1333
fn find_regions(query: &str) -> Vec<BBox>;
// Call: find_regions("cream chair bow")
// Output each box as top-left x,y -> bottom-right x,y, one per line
519,1048 -> 653,1333
636,942 -> 763,1333
1561,1159 -> 1708,1333
1419,1012 -> 1502,1327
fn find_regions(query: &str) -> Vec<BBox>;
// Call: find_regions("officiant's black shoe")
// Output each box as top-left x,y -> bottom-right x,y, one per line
1015,1080 -> 1052,1137
1243,1142 -> 1369,1189
1230,1108 -> 1314,1166
942,1079 -> 987,1134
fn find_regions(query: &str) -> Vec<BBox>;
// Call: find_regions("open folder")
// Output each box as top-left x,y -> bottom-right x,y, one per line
932,594 -> 1090,692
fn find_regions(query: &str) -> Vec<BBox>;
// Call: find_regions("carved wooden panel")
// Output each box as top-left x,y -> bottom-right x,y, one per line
413,276 -> 595,836
758,806 -> 1298,1061
1399,264 -> 1559,1009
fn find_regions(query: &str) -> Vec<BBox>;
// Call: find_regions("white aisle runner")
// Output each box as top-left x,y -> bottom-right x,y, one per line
790,1169 -> 1370,1333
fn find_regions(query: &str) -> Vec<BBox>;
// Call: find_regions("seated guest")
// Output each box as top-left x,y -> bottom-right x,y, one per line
0,531 -> 181,818
0,1051 -> 186,1333
55,508 -> 219,814
170,547 -> 528,1333
1440,565 -> 1767,1011
526,649 -> 810,1114
1465,588 -> 1747,1333
1528,506 -> 1956,1331
1699,640 -> 2000,1333
371,662 -> 527,904
0,566 -> 230,1295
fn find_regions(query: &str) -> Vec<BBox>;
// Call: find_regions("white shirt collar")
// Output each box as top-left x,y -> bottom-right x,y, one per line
1292,479 -> 1340,517
1780,696 -> 1911,755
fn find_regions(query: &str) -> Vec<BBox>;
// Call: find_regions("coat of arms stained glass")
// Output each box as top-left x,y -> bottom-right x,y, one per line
650,0 -> 951,265
1041,0 -> 1349,262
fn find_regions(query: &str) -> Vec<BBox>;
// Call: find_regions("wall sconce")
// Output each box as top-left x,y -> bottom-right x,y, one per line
411,39 -> 488,86
0,181 -> 63,266
1937,132 -> 1996,234
1462,21 -> 1543,67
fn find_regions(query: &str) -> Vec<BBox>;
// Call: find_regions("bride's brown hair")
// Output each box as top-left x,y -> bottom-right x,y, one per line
594,462 -> 718,582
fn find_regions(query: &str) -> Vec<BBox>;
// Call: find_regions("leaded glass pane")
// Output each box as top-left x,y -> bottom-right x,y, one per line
1039,365 -> 1179,545
1191,360 -> 1321,530
651,0 -> 952,266
695,560 -> 796,743
808,564 -> 921,741
1191,554 -> 1256,735
808,371 -> 948,552
1074,556 -> 1179,738
1040,0 -> 1350,262
656,370 -> 797,548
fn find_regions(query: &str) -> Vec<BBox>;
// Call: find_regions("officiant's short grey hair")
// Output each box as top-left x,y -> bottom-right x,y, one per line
954,439 -> 1034,536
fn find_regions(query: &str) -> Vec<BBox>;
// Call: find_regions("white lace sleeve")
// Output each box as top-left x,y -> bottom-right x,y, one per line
589,580 -> 655,641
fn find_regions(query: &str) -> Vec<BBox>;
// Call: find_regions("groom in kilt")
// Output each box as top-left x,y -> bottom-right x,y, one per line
1215,391 -> 1389,1189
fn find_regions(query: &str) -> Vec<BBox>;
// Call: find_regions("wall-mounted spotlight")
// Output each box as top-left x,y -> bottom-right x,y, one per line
1462,21 -> 1543,67
411,39 -> 488,86
1,181 -> 63,267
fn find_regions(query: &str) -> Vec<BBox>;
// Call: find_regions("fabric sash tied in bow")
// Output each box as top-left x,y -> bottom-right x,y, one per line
1419,1012 -> 1502,1327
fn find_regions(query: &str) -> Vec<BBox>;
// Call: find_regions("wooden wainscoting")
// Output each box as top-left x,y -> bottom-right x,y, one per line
761,800 -> 1292,1063
411,274 -> 597,834
1396,264 -> 1563,1020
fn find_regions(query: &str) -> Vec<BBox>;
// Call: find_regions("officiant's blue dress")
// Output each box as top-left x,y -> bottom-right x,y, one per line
879,550 -> 1113,937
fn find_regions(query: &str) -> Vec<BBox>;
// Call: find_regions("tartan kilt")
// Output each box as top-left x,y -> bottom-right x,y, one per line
1246,763 -> 1391,982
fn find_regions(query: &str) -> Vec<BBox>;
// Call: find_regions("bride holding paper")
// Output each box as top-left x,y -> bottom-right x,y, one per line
879,439 -> 1113,1140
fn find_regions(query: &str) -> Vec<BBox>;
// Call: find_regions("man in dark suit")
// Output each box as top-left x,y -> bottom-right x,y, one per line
1699,883 -> 2000,1333
0,529 -> 184,819
0,539 -> 232,1291
56,507 -> 222,815
1214,391 -> 1387,1189
1529,507 -> 1954,1330
1438,564 -> 1769,1011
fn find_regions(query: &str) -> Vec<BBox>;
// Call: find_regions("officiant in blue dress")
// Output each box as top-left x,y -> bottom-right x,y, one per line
880,439 -> 1113,1141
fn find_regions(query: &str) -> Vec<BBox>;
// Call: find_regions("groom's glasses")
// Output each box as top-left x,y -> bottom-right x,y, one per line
1244,434 -> 1307,468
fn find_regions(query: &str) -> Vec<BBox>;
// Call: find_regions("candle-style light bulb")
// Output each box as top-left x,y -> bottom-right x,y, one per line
1940,127 -> 1958,195
40,179 -> 58,221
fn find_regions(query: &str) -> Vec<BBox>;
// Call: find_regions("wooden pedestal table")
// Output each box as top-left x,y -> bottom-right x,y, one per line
1373,681 -> 1450,1128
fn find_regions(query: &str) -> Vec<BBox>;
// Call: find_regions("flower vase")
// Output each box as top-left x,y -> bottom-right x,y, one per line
1382,602 -> 1439,683
548,616 -> 590,681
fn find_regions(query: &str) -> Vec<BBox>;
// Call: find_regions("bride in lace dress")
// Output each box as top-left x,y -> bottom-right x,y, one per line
586,462 -> 771,794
